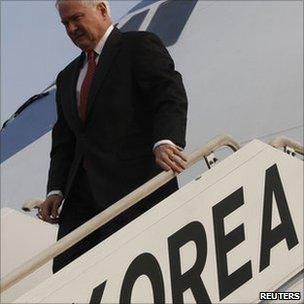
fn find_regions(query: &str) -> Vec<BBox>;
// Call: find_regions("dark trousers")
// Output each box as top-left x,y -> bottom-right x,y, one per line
53,166 -> 178,273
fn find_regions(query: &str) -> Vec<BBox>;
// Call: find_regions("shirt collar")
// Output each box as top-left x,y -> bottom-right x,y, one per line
86,24 -> 114,58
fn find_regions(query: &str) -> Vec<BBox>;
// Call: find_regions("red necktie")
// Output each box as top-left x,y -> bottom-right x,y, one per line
80,50 -> 97,123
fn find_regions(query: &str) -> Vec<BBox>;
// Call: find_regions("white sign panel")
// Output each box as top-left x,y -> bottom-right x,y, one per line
15,140 -> 303,303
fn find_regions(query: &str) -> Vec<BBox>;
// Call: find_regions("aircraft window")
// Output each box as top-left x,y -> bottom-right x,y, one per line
146,0 -> 198,46
120,9 -> 149,32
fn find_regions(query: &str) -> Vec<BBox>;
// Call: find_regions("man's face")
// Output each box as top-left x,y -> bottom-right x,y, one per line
59,1 -> 107,51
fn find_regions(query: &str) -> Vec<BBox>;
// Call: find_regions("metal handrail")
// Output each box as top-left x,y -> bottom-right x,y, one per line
269,136 -> 304,156
1,134 -> 240,293
22,199 -> 43,212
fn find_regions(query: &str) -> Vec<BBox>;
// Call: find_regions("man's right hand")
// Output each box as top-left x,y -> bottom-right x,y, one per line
38,194 -> 63,224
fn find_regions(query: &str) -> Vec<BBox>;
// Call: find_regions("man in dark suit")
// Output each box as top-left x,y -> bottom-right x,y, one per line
39,0 -> 188,273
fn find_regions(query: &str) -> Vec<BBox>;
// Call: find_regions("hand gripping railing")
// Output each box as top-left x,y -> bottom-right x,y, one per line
0,134 -> 240,293
269,136 -> 304,156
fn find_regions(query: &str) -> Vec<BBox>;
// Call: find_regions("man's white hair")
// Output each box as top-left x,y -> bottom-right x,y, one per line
55,0 -> 111,17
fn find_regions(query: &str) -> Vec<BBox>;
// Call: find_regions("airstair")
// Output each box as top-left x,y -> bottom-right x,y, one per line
1,135 -> 303,303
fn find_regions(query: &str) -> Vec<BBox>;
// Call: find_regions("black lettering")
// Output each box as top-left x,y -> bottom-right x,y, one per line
259,164 -> 299,272
212,187 -> 253,300
89,281 -> 107,304
119,253 -> 165,304
168,221 -> 211,303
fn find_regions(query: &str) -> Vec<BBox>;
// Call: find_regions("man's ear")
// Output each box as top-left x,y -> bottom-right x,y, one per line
97,2 -> 107,17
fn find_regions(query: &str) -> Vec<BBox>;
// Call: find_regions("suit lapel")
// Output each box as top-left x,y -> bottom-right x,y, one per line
62,52 -> 85,131
86,28 -> 122,120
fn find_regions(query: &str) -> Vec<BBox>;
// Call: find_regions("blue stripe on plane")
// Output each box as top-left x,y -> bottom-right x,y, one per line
128,0 -> 161,14
0,90 -> 57,163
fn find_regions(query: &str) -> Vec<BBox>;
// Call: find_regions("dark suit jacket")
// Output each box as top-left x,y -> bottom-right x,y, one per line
47,27 -> 188,211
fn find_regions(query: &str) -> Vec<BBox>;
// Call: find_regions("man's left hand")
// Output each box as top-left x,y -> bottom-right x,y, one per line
154,144 -> 187,174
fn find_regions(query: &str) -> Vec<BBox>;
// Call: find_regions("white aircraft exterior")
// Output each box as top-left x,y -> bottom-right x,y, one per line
1,1 -> 303,303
